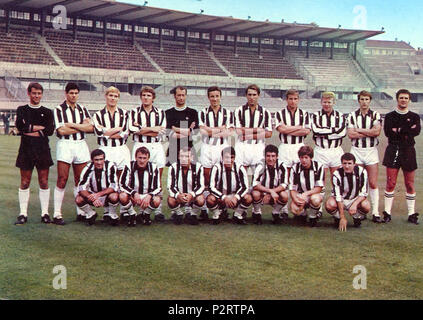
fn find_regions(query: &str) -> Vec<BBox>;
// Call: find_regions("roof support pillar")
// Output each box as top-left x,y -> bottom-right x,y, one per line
5,9 -> 10,34
209,31 -> 214,51
306,39 -> 310,58
330,40 -> 334,59
159,27 -> 163,51
281,38 -> 285,57
103,19 -> 107,44
353,41 -> 357,60
131,23 -> 135,46
258,36 -> 262,57
184,28 -> 188,53
234,33 -> 238,55
40,10 -> 45,37
73,17 -> 77,40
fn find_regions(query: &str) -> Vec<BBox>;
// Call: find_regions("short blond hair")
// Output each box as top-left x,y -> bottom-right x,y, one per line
321,91 -> 336,102
105,86 -> 120,98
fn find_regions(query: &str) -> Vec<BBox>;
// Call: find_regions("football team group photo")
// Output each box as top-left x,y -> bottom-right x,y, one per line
1,0 -> 422,302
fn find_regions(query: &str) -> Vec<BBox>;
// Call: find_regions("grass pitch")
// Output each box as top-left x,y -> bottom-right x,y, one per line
0,133 -> 422,300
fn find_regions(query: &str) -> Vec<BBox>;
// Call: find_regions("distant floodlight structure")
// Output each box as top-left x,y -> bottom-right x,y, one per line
143,1 -> 148,6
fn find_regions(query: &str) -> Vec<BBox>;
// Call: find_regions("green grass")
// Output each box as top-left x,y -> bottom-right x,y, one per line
0,133 -> 422,300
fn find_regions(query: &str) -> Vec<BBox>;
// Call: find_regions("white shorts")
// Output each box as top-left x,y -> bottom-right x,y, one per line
235,142 -> 265,168
56,139 -> 90,164
314,146 -> 344,169
100,145 -> 131,171
200,143 -> 228,168
132,142 -> 166,169
278,143 -> 304,167
350,146 -> 379,166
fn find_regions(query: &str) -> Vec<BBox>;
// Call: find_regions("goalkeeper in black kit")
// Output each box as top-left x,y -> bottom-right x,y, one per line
382,89 -> 421,224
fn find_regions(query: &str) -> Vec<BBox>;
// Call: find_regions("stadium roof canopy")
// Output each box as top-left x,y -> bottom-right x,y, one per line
0,0 -> 384,42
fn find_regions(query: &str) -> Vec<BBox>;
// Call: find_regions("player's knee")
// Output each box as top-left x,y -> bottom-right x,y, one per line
359,200 -> 371,213
75,195 -> 85,206
195,195 -> 205,207
251,190 -> 262,202
279,191 -> 288,204
151,196 -> 161,208
386,176 -> 397,190
242,194 -> 252,206
20,181 -> 30,190
168,197 -> 178,208
108,193 -> 119,204
119,192 -> 130,205
56,174 -> 68,189
206,195 -> 217,208
310,194 -> 322,207
325,197 -> 337,211
369,179 -> 378,190
404,181 -> 415,193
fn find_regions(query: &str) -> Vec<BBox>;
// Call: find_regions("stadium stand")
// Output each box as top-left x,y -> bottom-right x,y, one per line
140,40 -> 227,76
363,54 -> 423,89
287,48 -> 371,88
213,46 -> 302,80
0,26 -> 57,66
44,30 -> 157,72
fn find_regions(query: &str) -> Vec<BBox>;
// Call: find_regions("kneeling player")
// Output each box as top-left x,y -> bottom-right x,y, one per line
119,147 -> 161,227
289,146 -> 324,227
325,153 -> 370,231
251,144 -> 289,225
75,149 -> 119,225
207,147 -> 252,225
167,147 -> 205,225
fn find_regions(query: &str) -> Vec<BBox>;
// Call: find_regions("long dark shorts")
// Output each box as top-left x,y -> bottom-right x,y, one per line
15,140 -> 54,170
382,144 -> 417,172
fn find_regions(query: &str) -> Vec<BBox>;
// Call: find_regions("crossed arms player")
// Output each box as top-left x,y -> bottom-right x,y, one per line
165,86 -> 199,166
199,86 -> 234,220
15,83 -> 54,225
382,89 -> 421,225
234,84 -> 273,173
53,82 -> 94,225
347,90 -> 381,223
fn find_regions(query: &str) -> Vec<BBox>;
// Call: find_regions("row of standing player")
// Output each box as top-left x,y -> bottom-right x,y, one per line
13,83 -> 421,230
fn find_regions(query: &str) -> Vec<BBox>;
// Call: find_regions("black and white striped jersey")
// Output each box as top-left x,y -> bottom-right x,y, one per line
234,104 -> 272,144
54,101 -> 91,140
167,162 -> 205,198
347,109 -> 382,148
275,107 -> 310,144
311,110 -> 347,148
209,162 -> 249,200
252,160 -> 289,190
332,165 -> 368,201
78,160 -> 118,193
120,161 -> 161,196
198,106 -> 234,145
129,105 -> 167,143
289,161 -> 325,193
93,107 -> 129,147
